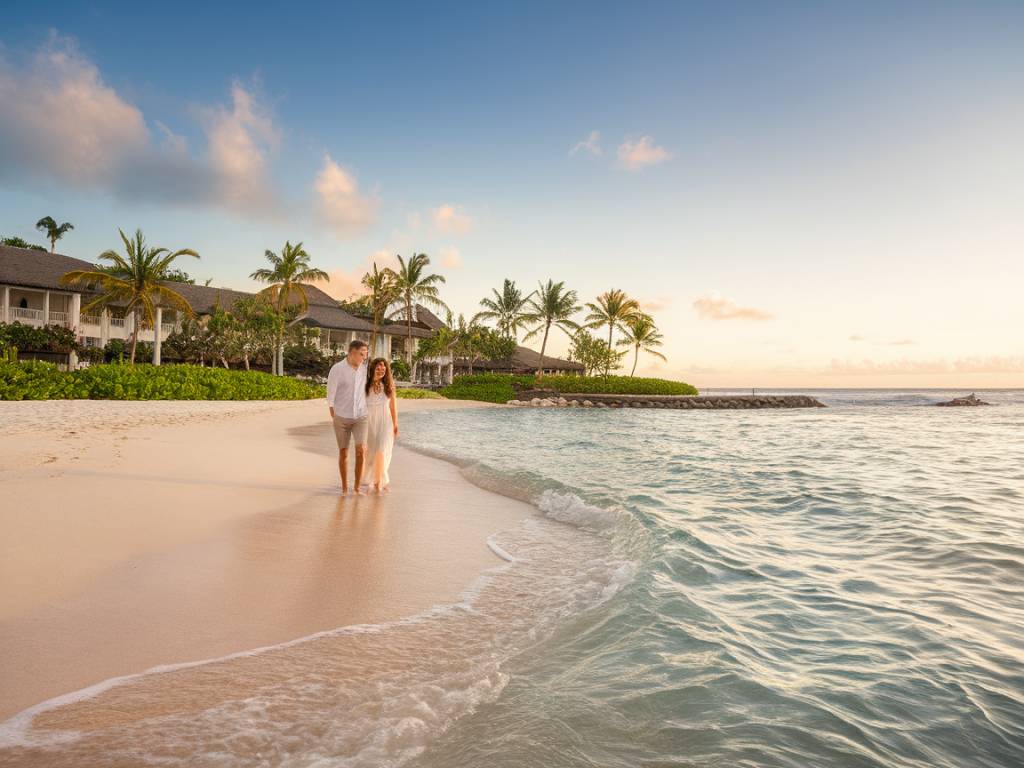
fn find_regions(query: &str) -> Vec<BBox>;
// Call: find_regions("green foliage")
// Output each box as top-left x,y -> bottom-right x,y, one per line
0,361 -> 324,401
389,357 -> 411,380
0,322 -> 78,353
284,344 -> 330,377
396,387 -> 443,399
103,338 -> 152,363
568,331 -> 626,376
2,236 -> 48,251
161,268 -> 196,283
440,373 -> 697,403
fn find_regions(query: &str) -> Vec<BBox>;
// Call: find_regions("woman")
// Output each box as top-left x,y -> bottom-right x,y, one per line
364,357 -> 399,493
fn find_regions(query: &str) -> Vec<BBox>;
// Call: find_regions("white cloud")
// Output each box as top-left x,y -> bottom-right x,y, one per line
693,293 -> 773,321
0,33 -> 148,182
433,204 -> 472,235
641,296 -> 672,313
0,35 -> 291,216
617,135 -> 670,171
849,334 -> 866,342
202,82 -> 279,213
314,155 -> 377,238
570,130 -> 602,157
439,247 -> 462,269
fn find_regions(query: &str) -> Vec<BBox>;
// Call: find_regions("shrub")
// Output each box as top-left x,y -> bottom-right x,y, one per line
396,388 -> 443,399
0,322 -> 77,353
284,344 -> 331,377
0,361 -> 325,401
440,373 -> 697,402
390,357 -> 411,380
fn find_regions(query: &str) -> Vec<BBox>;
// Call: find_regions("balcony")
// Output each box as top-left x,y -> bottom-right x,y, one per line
9,307 -> 45,322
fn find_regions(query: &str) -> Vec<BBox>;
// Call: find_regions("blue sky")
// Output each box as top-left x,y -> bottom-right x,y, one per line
2,1 -> 1022,386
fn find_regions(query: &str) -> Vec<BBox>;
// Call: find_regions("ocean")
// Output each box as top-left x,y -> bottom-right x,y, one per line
399,389 -> 1024,767
2,389 -> 1021,767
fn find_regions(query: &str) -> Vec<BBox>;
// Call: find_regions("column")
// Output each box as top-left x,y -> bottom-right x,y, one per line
43,291 -> 50,325
100,308 -> 110,346
2,286 -> 8,324
152,306 -> 162,365
69,293 -> 81,333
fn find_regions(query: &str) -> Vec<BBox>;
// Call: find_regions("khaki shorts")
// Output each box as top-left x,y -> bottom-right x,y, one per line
332,415 -> 368,450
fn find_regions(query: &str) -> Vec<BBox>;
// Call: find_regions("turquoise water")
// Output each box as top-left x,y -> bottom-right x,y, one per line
403,390 -> 1024,768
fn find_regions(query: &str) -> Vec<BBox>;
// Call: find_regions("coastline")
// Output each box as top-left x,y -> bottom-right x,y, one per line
0,397 -> 528,722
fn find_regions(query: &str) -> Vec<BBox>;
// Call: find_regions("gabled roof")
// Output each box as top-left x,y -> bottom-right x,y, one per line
414,304 -> 447,330
0,246 -> 97,292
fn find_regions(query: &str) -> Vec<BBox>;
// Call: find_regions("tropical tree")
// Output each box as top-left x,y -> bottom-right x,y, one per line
618,313 -> 667,376
415,312 -> 460,383
361,262 -> 399,357
250,241 -> 328,375
60,229 -> 199,363
388,253 -> 448,378
584,289 -> 641,376
36,217 -> 74,253
522,280 -> 580,377
470,326 -> 517,374
473,279 -> 534,340
569,330 -> 626,377
2,235 -> 47,252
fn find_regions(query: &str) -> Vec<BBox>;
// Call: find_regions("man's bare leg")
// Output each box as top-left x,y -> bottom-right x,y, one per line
339,447 -> 350,494
354,445 -> 366,494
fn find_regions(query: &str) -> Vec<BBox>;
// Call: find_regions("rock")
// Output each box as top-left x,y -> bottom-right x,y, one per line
937,393 -> 991,407
583,400 -> 593,407
530,398 -> 542,406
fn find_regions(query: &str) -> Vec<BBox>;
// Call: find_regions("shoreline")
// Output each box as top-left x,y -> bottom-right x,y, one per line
0,397 -> 529,722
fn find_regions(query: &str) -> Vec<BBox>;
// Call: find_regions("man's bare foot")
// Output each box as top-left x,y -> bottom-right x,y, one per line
356,487 -> 367,496
340,487 -> 349,495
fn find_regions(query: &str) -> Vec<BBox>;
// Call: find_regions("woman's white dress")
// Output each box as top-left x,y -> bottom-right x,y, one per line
366,388 -> 394,487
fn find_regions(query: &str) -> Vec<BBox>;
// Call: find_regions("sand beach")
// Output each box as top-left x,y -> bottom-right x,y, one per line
0,397 -> 530,722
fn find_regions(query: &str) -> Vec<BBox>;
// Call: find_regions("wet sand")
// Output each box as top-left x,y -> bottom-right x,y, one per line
0,397 -> 529,721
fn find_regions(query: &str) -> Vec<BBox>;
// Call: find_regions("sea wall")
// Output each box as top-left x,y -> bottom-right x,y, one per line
508,392 -> 825,409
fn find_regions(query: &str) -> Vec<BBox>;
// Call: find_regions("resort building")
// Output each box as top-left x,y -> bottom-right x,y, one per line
455,345 -> 584,376
0,245 -> 433,370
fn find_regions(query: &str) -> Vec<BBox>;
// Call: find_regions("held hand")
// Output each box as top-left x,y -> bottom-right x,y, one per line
393,426 -> 400,438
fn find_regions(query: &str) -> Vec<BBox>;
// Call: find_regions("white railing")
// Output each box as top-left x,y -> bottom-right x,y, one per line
110,317 -> 127,328
80,314 -> 101,326
10,307 -> 44,322
161,323 -> 176,335
48,311 -> 69,324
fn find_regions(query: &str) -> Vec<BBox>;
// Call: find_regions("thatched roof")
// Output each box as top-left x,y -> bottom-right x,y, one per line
470,345 -> 584,373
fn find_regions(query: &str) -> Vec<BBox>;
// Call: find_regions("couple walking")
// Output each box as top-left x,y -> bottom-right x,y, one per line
326,339 -> 399,495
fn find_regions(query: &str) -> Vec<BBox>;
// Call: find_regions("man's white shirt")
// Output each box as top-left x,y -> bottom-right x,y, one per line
327,359 -> 368,419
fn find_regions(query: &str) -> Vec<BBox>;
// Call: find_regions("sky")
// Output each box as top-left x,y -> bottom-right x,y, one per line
1,1 -> 1022,387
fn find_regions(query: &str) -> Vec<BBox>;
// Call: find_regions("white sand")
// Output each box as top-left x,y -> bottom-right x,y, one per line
0,396 -> 528,720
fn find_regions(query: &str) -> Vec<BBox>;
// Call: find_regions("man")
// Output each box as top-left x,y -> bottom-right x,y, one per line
327,339 -> 369,494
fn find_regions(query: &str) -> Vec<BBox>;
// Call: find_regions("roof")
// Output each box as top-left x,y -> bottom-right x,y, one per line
167,283 -> 255,314
471,345 -> 584,372
414,304 -> 447,330
0,246 -> 97,293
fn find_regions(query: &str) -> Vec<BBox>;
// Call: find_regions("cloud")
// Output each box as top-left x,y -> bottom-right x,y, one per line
849,334 -> 866,342
323,249 -> 399,300
693,293 -> 773,321
641,296 -> 672,313
313,155 -> 377,238
433,204 -> 472,235
0,33 -> 148,182
0,34 -> 294,216
570,130 -> 602,157
439,247 -> 462,269
201,82 -> 279,213
826,356 -> 1024,376
617,136 -> 670,171
887,338 -> 916,346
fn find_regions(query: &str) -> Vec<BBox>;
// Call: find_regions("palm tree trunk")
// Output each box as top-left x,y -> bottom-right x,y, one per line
129,309 -> 139,364
537,322 -> 551,377
631,345 -> 639,377
405,297 -> 415,380
607,323 -> 614,378
243,353 -> 250,371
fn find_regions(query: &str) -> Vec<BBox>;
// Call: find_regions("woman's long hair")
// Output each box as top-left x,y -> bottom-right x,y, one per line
365,357 -> 394,397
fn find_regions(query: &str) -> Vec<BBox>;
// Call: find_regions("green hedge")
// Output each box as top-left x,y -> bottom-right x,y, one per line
396,388 -> 444,399
0,361 -> 325,401
440,373 -> 697,403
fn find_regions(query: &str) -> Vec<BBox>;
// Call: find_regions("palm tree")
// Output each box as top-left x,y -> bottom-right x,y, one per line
584,289 -> 641,376
618,313 -> 666,376
388,253 -> 448,378
60,229 -> 199,363
36,216 -> 74,253
250,241 -> 328,375
522,280 -> 580,377
473,279 -> 535,340
361,262 -> 398,358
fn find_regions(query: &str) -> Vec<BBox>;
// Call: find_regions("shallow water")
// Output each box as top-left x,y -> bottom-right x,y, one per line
401,389 -> 1024,768
2,389 -> 1022,767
